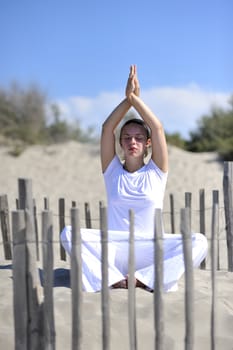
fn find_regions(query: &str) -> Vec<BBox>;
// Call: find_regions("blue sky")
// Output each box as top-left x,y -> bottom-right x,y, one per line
1,0 -> 232,138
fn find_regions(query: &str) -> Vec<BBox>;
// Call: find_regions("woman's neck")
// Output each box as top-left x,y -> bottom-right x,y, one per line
124,159 -> 144,173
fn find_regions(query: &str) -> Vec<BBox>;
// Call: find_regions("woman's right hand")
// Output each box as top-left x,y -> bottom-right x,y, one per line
133,65 -> 140,97
125,65 -> 140,100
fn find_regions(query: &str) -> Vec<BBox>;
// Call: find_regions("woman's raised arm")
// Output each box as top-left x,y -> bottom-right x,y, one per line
127,93 -> 168,172
101,65 -> 140,173
100,98 -> 131,173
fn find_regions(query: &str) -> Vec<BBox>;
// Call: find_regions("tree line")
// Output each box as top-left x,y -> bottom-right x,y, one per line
166,96 -> 233,161
0,82 -> 232,160
0,82 -> 97,155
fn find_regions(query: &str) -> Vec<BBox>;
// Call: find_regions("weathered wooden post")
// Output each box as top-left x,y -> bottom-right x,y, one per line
223,161 -> 233,271
154,208 -> 164,350
59,198 -> 66,261
0,194 -> 12,259
33,198 -> 40,261
212,190 -> 220,270
185,192 -> 192,229
181,207 -> 194,350
169,193 -> 175,233
18,178 -> 40,349
211,191 -> 219,350
100,201 -> 110,350
85,202 -> 92,228
18,178 -> 38,258
25,208 -> 41,349
44,197 -> 50,210
70,206 -> 83,350
41,210 -> 56,350
128,209 -> 137,350
199,189 -> 206,269
12,210 -> 28,350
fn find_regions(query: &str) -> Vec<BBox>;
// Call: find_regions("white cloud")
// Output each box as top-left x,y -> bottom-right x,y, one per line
56,84 -> 231,138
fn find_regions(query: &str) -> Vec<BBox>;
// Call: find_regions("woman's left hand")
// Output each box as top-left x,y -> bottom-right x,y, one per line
125,65 -> 140,100
133,65 -> 140,97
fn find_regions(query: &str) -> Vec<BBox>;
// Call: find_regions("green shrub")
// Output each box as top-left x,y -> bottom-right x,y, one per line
186,101 -> 233,160
0,83 -> 97,150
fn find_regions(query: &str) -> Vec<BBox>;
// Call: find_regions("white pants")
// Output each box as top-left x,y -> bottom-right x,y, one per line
60,226 -> 208,292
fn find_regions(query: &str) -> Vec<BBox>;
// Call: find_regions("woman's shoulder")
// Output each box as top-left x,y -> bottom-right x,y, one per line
146,158 -> 168,178
103,155 -> 122,177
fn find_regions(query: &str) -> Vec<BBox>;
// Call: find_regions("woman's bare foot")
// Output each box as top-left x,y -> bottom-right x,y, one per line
111,277 -> 152,292
135,279 -> 153,292
135,279 -> 147,288
126,276 -> 147,289
111,279 -> 127,289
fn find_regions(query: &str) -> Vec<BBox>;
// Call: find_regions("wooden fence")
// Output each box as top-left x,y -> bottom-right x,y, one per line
0,161 -> 232,349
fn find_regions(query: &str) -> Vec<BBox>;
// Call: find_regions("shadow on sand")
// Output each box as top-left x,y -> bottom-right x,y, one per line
39,268 -> 71,288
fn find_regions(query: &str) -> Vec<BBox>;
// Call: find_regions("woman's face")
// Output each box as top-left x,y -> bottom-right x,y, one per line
120,123 -> 150,159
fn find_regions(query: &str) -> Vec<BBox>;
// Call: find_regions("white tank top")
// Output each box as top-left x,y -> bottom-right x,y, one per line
104,156 -> 168,237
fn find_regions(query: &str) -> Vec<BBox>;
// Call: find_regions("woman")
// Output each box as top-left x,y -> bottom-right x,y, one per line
61,65 -> 208,292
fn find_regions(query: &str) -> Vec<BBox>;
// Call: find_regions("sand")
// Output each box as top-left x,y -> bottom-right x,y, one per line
0,141 -> 232,349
